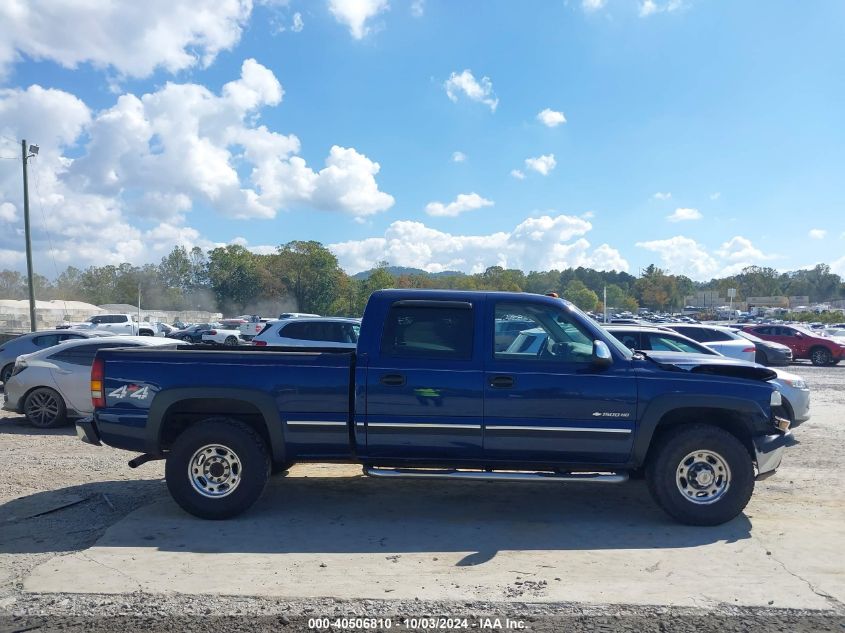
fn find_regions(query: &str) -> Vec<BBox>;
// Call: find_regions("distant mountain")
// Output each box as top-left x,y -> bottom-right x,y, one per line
352,266 -> 467,280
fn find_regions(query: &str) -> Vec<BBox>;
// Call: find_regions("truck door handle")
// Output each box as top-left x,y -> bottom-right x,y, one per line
489,375 -> 515,389
380,374 -> 406,386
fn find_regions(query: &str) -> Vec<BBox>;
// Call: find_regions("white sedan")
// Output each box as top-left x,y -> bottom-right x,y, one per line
663,324 -> 757,362
200,326 -> 243,347
2,336 -> 176,428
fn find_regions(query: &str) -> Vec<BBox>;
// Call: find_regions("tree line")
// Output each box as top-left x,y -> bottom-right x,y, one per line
0,242 -> 843,316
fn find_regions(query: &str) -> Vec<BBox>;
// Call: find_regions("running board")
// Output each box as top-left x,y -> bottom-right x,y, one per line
363,466 -> 628,483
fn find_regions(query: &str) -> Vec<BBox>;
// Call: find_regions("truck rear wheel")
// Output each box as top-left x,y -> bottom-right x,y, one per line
165,417 -> 270,520
646,424 -> 754,526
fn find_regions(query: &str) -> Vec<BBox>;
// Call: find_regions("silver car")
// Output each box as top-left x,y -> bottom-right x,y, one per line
2,336 -> 176,428
605,325 -> 811,426
1,329 -> 114,387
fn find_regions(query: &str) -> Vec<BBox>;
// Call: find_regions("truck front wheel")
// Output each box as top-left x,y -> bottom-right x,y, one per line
646,424 -> 754,526
165,417 -> 270,519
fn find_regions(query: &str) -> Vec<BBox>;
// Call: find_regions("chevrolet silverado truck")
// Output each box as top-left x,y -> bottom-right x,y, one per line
77,290 -> 791,525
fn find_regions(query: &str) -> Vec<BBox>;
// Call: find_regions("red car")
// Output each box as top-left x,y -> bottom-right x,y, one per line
742,324 -> 845,366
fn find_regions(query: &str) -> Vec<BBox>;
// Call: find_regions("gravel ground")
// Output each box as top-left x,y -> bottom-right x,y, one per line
1,361 -> 843,632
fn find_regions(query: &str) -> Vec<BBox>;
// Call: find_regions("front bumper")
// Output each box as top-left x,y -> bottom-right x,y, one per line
76,416 -> 102,446
753,431 -> 792,480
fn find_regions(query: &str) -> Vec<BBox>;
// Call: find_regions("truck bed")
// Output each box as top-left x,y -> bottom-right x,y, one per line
95,346 -> 356,460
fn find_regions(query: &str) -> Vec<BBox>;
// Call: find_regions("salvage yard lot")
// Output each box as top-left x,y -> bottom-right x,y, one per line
1,362 -> 844,630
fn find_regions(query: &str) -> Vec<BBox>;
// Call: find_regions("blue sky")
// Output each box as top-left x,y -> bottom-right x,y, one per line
1,0 -> 843,280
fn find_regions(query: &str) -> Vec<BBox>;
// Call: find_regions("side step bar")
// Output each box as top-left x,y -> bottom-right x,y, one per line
363,466 -> 628,483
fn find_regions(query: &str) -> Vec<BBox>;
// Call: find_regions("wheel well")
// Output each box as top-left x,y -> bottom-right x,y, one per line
809,345 -> 829,355
646,407 -> 755,462
159,398 -> 272,452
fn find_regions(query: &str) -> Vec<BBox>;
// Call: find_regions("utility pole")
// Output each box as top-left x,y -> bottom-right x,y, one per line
603,285 -> 608,323
21,139 -> 38,332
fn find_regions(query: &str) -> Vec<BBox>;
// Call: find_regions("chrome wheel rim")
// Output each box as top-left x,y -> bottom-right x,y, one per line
188,444 -> 242,498
26,390 -> 61,427
225,337 -> 237,346
812,349 -> 828,364
676,449 -> 731,505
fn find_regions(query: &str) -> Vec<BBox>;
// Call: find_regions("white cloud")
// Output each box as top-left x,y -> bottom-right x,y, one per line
715,236 -> 773,262
444,70 -> 498,112
666,207 -> 702,222
425,193 -> 493,218
636,236 -> 717,279
0,249 -> 24,268
537,108 -> 566,127
330,214 -> 628,274
510,169 -> 525,180
582,210 -> 596,219
0,0 -> 251,80
808,229 -> 827,239
639,0 -> 684,17
709,192 -> 721,200
0,60 -> 395,272
524,154 -> 557,176
328,0 -> 389,39
452,151 -> 467,163
637,234 -> 775,280
653,192 -> 672,200
292,12 -> 304,32
582,0 -> 606,11
0,202 -> 18,223
640,0 -> 658,16
411,0 -> 425,17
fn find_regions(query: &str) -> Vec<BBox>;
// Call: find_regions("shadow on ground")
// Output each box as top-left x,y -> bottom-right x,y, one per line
0,414 -> 75,436
0,474 -> 751,563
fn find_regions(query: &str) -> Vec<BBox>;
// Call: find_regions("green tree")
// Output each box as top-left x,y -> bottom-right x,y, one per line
206,245 -> 261,313
276,241 -> 344,314
563,279 -> 599,311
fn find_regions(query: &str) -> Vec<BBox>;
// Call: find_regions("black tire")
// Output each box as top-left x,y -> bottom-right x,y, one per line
139,330 -> 153,337
830,359 -> 840,366
0,363 -> 13,387
224,336 -> 238,347
810,347 -> 831,366
755,350 -> 768,366
646,424 -> 754,526
24,387 -> 68,428
165,417 -> 270,520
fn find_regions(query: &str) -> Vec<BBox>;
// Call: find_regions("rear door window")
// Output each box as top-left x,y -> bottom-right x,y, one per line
32,334 -> 61,347
381,304 -> 474,360
49,341 -> 138,367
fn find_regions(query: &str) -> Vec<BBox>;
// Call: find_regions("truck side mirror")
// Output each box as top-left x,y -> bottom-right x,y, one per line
593,340 -> 613,367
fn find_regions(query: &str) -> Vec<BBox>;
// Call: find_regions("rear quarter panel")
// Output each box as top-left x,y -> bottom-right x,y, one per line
94,348 -> 354,460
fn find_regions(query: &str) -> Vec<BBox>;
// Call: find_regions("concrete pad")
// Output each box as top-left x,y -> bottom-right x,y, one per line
24,466 -> 844,609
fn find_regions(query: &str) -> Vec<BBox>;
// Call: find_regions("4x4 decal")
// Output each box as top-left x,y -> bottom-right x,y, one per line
108,385 -> 150,400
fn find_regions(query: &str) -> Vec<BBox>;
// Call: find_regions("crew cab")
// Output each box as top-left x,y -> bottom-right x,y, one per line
77,290 -> 791,526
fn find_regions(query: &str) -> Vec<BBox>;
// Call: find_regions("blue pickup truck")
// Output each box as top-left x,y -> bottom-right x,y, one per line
77,290 -> 791,525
